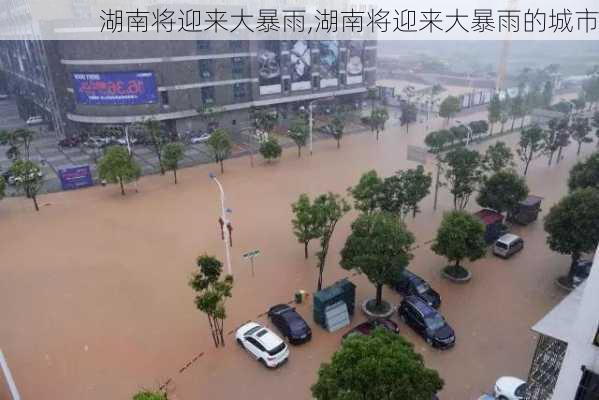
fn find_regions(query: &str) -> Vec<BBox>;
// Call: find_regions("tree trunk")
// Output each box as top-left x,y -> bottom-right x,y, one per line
174,169 -> 178,184
577,141 -> 582,155
557,145 -> 563,164
317,266 -> 323,291
337,138 -> 340,149
489,123 -> 494,135
520,117 -> 525,129
158,154 -> 165,175
32,195 -> 39,211
375,283 -> 383,307
304,242 -> 309,259
501,122 -> 505,133
376,130 -> 380,142
406,123 -> 409,134
297,145 -> 301,158
511,117 -> 516,131
207,315 -> 219,348
566,254 -> 580,287
548,151 -> 554,166
433,161 -> 441,211
220,160 -> 224,174
119,177 -> 125,195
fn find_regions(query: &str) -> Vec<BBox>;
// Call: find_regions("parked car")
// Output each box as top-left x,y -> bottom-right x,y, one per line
398,296 -> 455,349
235,322 -> 289,368
85,136 -> 112,148
267,304 -> 312,344
494,376 -> 527,400
318,125 -> 335,135
190,132 -> 212,144
26,116 -> 43,125
573,259 -> 593,287
115,136 -> 138,146
1,170 -> 13,184
493,234 -> 524,259
392,270 -> 441,309
58,137 -> 82,148
342,318 -> 399,341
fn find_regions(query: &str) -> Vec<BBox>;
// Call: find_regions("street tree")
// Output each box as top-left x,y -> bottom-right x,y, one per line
544,188 -> 599,288
443,147 -> 483,210
370,107 -> 389,141
291,194 -> 321,259
424,129 -> 451,211
477,170 -> 529,216
468,120 -> 489,141
568,153 -> 599,191
288,116 -> 308,157
10,159 -> 44,211
431,210 -> 486,278
439,96 -> 461,124
311,328 -> 444,400
500,100 -> 510,133
400,101 -> 418,133
98,146 -> 142,196
517,125 -> 547,176
0,176 -> 5,201
582,76 -> 599,110
330,115 -> 345,149
544,118 -> 569,166
12,128 -> 35,160
593,111 -> 599,145
132,390 -> 167,400
509,95 -> 524,131
162,142 -> 184,184
341,212 -> 414,310
570,117 -> 593,156
206,129 -> 232,174
313,192 -> 350,291
426,83 -> 443,120
542,80 -> 554,107
189,255 -> 234,348
450,125 -> 469,144
367,88 -> 379,113
483,141 -> 514,172
140,119 -> 170,174
488,94 -> 502,135
259,136 -> 282,162
0,129 -> 25,161
348,170 -> 383,214
396,165 -> 432,218
251,107 -> 278,134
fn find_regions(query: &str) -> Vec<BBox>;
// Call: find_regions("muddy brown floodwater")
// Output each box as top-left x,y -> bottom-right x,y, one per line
0,105 -> 590,400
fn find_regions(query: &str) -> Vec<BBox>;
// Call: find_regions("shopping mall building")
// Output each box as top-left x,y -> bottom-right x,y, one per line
0,40 -> 377,137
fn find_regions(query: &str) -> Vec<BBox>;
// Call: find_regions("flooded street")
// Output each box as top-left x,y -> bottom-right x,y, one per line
0,107 -> 590,400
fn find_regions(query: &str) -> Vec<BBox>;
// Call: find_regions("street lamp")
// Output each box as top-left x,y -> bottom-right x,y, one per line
455,120 -> 473,146
308,96 -> 335,156
209,172 -> 233,276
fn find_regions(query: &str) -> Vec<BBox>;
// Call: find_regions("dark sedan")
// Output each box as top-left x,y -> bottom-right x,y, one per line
342,318 -> 399,341
267,304 -> 312,344
393,270 -> 441,309
398,296 -> 455,349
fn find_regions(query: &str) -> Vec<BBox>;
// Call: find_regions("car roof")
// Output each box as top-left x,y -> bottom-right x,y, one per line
405,296 -> 436,316
497,233 -> 520,244
269,304 -> 293,315
254,328 -> 283,350
403,270 -> 424,283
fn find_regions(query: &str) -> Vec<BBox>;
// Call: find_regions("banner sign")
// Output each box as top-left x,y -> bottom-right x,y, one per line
59,165 -> 93,190
72,71 -> 158,105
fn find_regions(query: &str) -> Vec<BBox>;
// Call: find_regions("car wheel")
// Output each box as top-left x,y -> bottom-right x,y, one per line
497,397 -> 508,400
426,337 -> 433,345
259,359 -> 268,368
236,338 -> 243,346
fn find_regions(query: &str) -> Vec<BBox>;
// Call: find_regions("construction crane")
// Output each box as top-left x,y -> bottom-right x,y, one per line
495,0 -> 519,91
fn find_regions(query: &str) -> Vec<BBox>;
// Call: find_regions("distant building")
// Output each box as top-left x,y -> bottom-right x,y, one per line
0,40 -> 376,137
524,247 -> 599,400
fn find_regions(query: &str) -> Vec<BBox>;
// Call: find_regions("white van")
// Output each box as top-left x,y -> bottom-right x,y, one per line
493,234 -> 524,258
26,116 -> 43,125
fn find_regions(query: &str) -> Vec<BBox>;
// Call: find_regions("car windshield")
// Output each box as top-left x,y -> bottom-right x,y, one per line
515,383 -> 527,396
267,343 -> 286,356
425,314 -> 445,330
416,283 -> 430,294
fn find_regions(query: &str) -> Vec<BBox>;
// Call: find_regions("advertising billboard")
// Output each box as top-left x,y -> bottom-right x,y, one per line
258,41 -> 281,95
289,40 -> 312,91
319,41 -> 339,88
72,71 -> 158,105
58,165 -> 93,190
346,41 -> 364,85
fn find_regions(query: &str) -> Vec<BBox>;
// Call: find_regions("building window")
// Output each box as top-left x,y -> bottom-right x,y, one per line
232,119 -> 237,125
201,87 -> 215,104
199,60 -> 213,80
232,57 -> 245,79
575,368 -> 599,400
233,83 -> 248,100
197,40 -> 210,51
161,91 -> 169,106
229,41 -> 244,51
283,79 -> 291,92
312,76 -> 319,88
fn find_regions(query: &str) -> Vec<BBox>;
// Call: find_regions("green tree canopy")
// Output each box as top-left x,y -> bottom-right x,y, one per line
251,107 -> 279,134
483,141 -> 514,172
544,188 -> 599,287
288,116 -> 308,157
140,119 -> 170,174
477,170 -> 529,215
330,115 -> 345,149
10,159 -> 43,211
206,129 -> 232,174
431,210 -> 486,274
439,96 -> 461,123
396,166 -> 432,218
369,107 -> 389,141
259,136 -> 282,162
348,170 -> 384,214
340,212 -> 414,308
189,255 -> 233,347
98,146 -> 142,196
568,153 -> 599,191
517,125 -> 547,176
0,176 -> 5,200
443,147 -> 483,210
162,142 -> 185,184
488,94 -> 503,134
311,328 -> 443,400
400,101 -> 418,133
132,390 -> 167,400
291,193 -> 322,259
570,117 -> 593,156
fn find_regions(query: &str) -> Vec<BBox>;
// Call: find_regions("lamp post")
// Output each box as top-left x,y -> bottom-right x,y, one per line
209,172 -> 233,276
308,96 -> 335,156
455,120 -> 473,146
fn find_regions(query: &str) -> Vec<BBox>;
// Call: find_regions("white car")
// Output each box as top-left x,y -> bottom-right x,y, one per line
190,132 -> 211,144
86,136 -> 112,148
115,136 -> 138,146
26,116 -> 43,125
494,376 -> 527,400
235,322 -> 289,368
